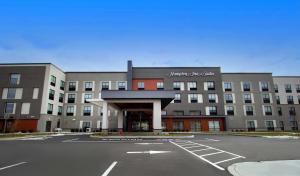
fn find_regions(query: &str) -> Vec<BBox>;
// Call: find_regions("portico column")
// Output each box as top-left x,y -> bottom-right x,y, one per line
153,100 -> 162,134
101,101 -> 109,133
118,110 -> 123,132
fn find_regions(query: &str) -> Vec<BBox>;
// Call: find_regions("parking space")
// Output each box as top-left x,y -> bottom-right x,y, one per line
0,134 -> 300,176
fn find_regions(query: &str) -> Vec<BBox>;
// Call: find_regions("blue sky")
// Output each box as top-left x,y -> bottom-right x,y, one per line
0,0 -> 299,75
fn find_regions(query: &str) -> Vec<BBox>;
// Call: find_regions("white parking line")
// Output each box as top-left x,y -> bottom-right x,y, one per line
200,151 -> 223,157
185,145 -> 203,149
101,161 -> 117,176
0,162 -> 27,171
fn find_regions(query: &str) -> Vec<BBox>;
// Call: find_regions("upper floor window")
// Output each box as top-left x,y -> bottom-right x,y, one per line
276,96 -> 280,104
58,106 -> 63,116
298,95 -> 300,104
84,93 -> 93,103
69,82 -> 76,91
260,81 -> 269,91
66,106 -> 75,116
243,93 -> 252,103
206,81 -> 215,90
285,84 -> 292,93
10,74 -> 21,85
224,94 -> 233,104
137,82 -> 144,90
49,89 -> 55,100
208,94 -> 217,103
274,84 -> 278,93
189,111 -> 201,116
50,75 -> 56,86
156,82 -> 164,90
277,107 -> 282,116
264,106 -> 272,116
60,81 -> 65,90
224,82 -> 232,91
262,93 -> 270,103
4,103 -> 15,114
174,94 -> 181,103
289,107 -> 296,116
296,84 -> 300,93
3,88 -> 23,99
287,95 -> 294,104
173,82 -> 182,90
173,111 -> 184,116
101,81 -> 109,90
59,93 -> 64,103
188,94 -> 198,103
83,106 -> 92,116
118,82 -> 126,90
84,82 -> 93,91
245,105 -> 254,116
242,82 -> 251,91
47,103 -> 53,114
208,106 -> 217,115
68,94 -> 76,103
7,88 -> 16,99
188,82 -> 197,91
226,106 -> 234,116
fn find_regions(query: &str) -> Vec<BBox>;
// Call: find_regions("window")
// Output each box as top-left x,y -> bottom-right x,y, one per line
277,107 -> 282,116
101,82 -> 109,90
226,106 -> 234,116
291,121 -> 298,131
118,82 -> 126,90
47,103 -> 53,114
174,94 -> 181,103
173,111 -> 184,116
207,81 -> 215,90
243,93 -> 252,103
156,82 -> 164,90
173,82 -> 181,90
68,94 -> 76,103
262,94 -> 270,103
173,121 -> 184,131
245,106 -> 254,116
224,82 -> 232,91
190,121 -> 201,132
69,82 -> 76,91
224,94 -> 233,103
49,89 -> 55,100
264,106 -> 272,115
50,75 -> 56,86
209,106 -> 217,115
188,82 -> 197,91
276,96 -> 280,104
83,106 -> 92,116
289,107 -> 296,116
10,74 -> 21,85
279,121 -> 284,131
287,95 -> 294,104
208,94 -> 217,103
285,84 -> 292,93
261,81 -> 269,91
247,121 -> 256,131
274,84 -> 278,93
7,88 -> 16,99
84,93 -> 93,103
208,121 -> 220,131
58,106 -> 63,116
189,111 -> 201,116
296,84 -> 300,93
21,103 -> 30,115
265,120 -> 275,131
84,82 -> 93,91
66,106 -> 75,116
137,82 -> 144,90
60,81 -> 65,90
298,95 -> 300,104
59,93 -> 64,103
188,94 -> 198,103
4,103 -> 15,114
242,82 -> 251,91
32,88 -> 39,99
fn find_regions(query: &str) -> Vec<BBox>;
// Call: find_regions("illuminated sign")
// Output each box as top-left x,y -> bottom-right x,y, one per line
169,72 -> 215,77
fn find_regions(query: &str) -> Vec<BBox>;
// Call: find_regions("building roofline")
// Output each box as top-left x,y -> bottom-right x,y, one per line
273,76 -> 300,78
133,66 -> 221,69
222,72 -> 273,75
65,71 -> 127,73
0,62 -> 65,73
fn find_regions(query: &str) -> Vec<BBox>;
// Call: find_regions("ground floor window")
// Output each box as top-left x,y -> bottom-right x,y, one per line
290,121 -> 298,131
190,121 -> 201,132
279,121 -> 284,131
247,120 -> 256,131
265,120 -> 275,131
208,121 -> 220,131
162,121 -> 166,131
82,121 -> 91,132
173,121 -> 184,131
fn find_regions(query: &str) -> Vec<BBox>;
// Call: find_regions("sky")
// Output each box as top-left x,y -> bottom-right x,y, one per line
0,0 -> 299,75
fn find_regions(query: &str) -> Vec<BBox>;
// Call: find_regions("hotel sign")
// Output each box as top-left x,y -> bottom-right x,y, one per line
169,72 -> 215,77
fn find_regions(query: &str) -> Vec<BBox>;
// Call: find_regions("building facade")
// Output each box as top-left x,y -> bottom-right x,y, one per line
0,61 -> 299,132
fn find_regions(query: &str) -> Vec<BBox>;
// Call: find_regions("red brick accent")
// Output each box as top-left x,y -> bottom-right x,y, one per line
132,79 -> 163,90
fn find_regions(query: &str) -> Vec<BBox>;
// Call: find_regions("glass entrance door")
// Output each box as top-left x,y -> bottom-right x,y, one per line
191,121 -> 201,132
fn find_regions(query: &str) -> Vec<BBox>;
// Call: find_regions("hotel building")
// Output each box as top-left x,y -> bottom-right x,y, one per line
0,61 -> 299,133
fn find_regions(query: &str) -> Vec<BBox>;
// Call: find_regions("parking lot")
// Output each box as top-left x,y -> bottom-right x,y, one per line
1,134 -> 300,176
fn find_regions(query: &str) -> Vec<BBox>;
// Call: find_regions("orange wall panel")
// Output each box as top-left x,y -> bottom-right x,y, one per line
132,79 -> 163,90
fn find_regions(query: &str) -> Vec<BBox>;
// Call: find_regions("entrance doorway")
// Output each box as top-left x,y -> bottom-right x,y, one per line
126,111 -> 152,132
82,121 -> 91,132
45,121 -> 52,132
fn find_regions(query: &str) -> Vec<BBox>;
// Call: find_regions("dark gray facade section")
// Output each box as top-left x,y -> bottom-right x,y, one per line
127,60 -> 133,90
0,66 -> 46,119
132,67 -> 225,117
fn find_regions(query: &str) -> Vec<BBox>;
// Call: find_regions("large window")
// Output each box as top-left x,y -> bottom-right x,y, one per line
243,93 -> 252,103
289,107 -> 296,116
50,75 -> 56,86
60,81 -> 65,90
7,88 -> 16,99
296,84 -> 300,93
224,94 -> 233,103
49,89 -> 55,100
260,81 -> 269,91
83,106 -> 92,116
137,82 -> 144,90
224,82 -> 232,91
264,106 -> 272,116
208,106 -> 217,115
190,121 -> 201,132
84,82 -> 93,91
262,93 -> 270,103
247,120 -> 256,131
242,82 -> 251,91
66,106 -> 75,116
10,74 -> 21,85
173,111 -> 184,116
208,121 -> 220,131
84,93 -> 93,103
274,84 -> 278,93
226,106 -> 234,116
265,120 -> 275,131
276,96 -> 280,104
156,82 -> 164,90
47,103 -> 53,114
208,94 -> 217,103
188,94 -> 198,103
174,94 -> 181,103
4,103 -> 15,114
101,82 -> 109,90
188,82 -> 197,91
285,84 -> 292,93
58,106 -> 63,116
68,82 -> 76,91
173,82 -> 181,90
68,94 -> 76,103
59,93 -> 64,103
287,95 -> 294,104
207,81 -> 215,90
118,82 -> 126,90
173,121 -> 184,131
189,111 -> 201,116
245,106 -> 254,116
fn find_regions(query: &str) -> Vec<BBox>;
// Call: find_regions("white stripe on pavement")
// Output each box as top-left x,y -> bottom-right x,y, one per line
101,161 -> 117,176
0,162 -> 27,171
